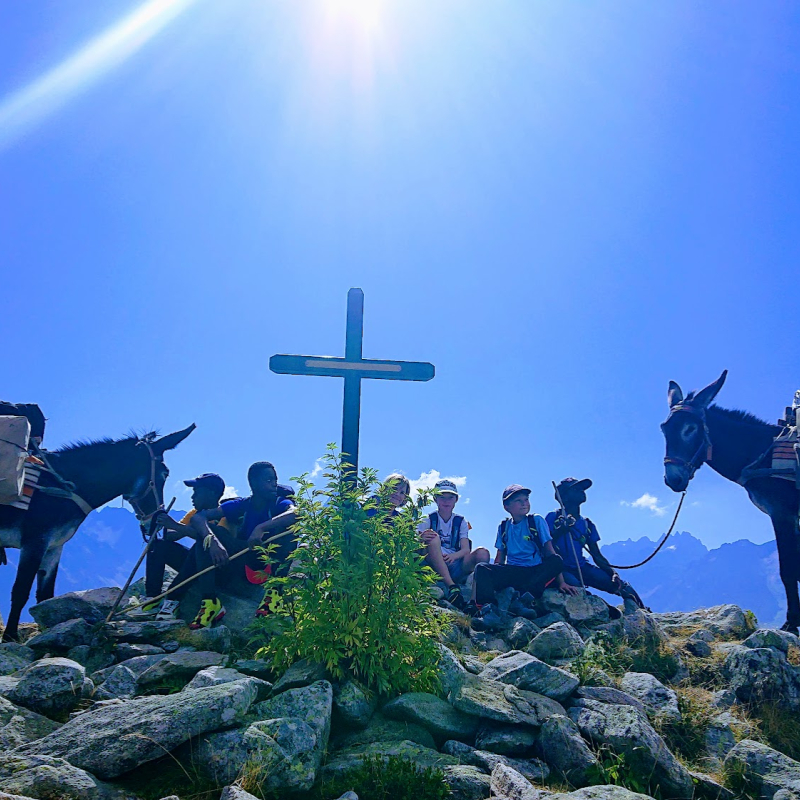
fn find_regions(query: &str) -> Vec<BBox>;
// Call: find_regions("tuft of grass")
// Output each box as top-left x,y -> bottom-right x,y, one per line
720,756 -> 759,800
681,649 -> 727,691
313,755 -> 452,800
572,631 -> 680,685
585,744 -> 660,799
654,687 -> 718,769
746,700 -> 800,762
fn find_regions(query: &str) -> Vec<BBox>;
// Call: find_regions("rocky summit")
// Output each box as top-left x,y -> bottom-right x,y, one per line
1,584 -> 799,800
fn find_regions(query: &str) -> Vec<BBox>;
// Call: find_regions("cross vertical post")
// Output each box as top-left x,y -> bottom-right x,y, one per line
342,288 -> 364,480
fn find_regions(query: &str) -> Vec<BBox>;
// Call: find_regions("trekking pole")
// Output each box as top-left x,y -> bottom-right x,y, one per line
105,497 -> 176,623
553,481 -> 585,591
111,528 -> 296,619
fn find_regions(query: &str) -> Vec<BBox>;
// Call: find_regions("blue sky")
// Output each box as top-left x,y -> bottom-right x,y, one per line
2,0 -> 800,563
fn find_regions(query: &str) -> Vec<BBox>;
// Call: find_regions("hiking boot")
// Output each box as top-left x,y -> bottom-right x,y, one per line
189,598 -> 225,629
446,584 -> 466,611
126,597 -> 159,618
256,589 -> 284,618
470,603 -> 505,632
154,598 -> 180,621
463,601 -> 482,618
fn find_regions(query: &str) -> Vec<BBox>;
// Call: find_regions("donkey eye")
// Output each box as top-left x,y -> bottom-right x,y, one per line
681,424 -> 698,441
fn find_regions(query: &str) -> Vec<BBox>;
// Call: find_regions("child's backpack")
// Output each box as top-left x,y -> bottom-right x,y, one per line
497,514 -> 546,556
428,512 -> 467,551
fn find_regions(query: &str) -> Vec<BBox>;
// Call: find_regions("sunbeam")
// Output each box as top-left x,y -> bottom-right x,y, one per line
0,0 -> 196,151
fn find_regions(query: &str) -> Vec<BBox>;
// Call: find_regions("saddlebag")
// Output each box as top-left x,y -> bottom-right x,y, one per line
0,415 -> 30,505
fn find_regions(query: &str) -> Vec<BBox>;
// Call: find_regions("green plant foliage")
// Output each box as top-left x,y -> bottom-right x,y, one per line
746,700 -> 800,762
253,447 -> 447,696
586,744 -> 657,798
720,757 -> 759,800
314,754 -> 452,800
573,631 -> 679,685
654,688 -> 717,768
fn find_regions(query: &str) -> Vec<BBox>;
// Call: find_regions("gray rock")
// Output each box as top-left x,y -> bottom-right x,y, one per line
723,739 -> 800,798
333,679 -> 376,729
332,794 -> 359,800
443,764 -> 492,800
684,637 -> 713,658
438,643 -> 469,700
534,612 -> 567,629
114,642 -> 165,660
322,739 -> 459,778
743,628 -> 799,654
508,619 -> 542,650
234,659 -> 273,681
268,657 -> 327,695
539,714 -> 598,787
573,686 -> 647,716
92,653 -> 167,685
65,645 -> 115,674
19,677 -> 260,779
4,657 -> 90,717
476,722 -> 537,756
382,691 -> 478,742
442,739 -> 550,783
180,624 -> 231,654
526,622 -> 585,663
0,792 -> 39,800
94,664 -> 138,700
30,587 -> 124,628
704,712 -> 741,763
0,695 -> 61,749
652,605 -> 753,639
453,673 -> 565,727
480,650 -> 579,702
711,688 -> 737,709
462,655 -> 486,675
220,788 -> 260,800
621,610 -> 668,645
333,710 -> 436,750
136,650 -> 226,689
184,666 -> 253,690
619,672 -> 680,721
537,590 -> 610,628
688,770 -> 736,800
722,645 -> 800,707
490,762 -> 540,800
182,726 -> 250,786
0,752 -> 118,800
549,788 -> 656,800
103,618 -> 186,645
568,700 -> 693,798
0,643 -> 35,677
26,618 -> 95,652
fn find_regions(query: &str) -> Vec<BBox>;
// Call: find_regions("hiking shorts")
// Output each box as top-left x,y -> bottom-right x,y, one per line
474,555 -> 564,606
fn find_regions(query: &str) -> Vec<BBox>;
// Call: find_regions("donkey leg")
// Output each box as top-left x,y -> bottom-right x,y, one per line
773,521 -> 800,632
36,544 -> 64,603
2,544 -> 44,642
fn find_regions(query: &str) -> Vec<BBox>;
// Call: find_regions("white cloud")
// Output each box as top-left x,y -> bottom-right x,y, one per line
310,460 -> 324,479
408,470 -> 467,499
621,493 -> 667,517
222,485 -> 238,500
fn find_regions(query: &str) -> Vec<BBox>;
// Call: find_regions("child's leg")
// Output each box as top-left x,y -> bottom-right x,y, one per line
461,548 -> 491,576
145,539 -> 190,598
520,554 -> 565,597
422,537 -> 455,587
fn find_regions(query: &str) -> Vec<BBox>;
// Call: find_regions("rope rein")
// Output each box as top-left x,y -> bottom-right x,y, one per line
608,490 -> 686,570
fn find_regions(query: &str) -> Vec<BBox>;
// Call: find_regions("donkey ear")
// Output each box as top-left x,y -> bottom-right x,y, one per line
152,423 -> 196,455
667,381 -> 684,408
693,370 -> 728,409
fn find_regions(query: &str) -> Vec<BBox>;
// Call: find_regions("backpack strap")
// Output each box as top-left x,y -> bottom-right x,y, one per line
451,514 -> 464,551
498,519 -> 509,551
429,511 -> 439,533
527,514 -> 544,555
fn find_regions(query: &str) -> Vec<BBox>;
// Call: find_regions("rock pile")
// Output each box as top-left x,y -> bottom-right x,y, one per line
1,586 -> 799,800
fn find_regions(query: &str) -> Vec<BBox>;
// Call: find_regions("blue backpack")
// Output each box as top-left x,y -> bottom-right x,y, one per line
428,512 -> 467,551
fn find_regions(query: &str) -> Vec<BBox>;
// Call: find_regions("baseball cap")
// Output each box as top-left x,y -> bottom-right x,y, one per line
184,473 -> 225,496
434,479 -> 459,497
502,484 -> 531,503
555,477 -> 593,495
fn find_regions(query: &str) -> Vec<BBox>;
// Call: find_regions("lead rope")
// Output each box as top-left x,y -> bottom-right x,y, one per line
608,490 -> 686,570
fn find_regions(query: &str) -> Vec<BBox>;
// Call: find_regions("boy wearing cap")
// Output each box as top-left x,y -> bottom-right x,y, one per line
546,477 -> 648,609
473,484 -> 578,607
131,472 -> 228,621
417,479 -> 490,609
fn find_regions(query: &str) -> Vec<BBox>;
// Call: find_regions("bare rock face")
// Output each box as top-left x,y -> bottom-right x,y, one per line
538,713 -> 599,788
549,788 -> 657,800
382,692 -> 478,742
25,618 -> 96,653
479,650 -> 579,702
651,605 -> 753,639
441,739 -> 549,784
568,699 -> 693,799
526,622 -> 585,663
18,677 -> 260,779
722,644 -> 800,708
0,695 -> 61,750
724,739 -> 800,798
0,643 -> 35,677
0,752 -> 120,800
30,588 -> 125,629
2,657 -> 92,718
537,590 -> 610,629
619,672 -> 680,722
489,762 -> 541,800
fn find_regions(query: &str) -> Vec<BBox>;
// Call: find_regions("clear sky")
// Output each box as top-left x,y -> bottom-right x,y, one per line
2,0 -> 800,558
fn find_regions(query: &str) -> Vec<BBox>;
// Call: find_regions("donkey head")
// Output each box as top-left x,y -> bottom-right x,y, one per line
125,424 -> 196,523
661,371 -> 727,492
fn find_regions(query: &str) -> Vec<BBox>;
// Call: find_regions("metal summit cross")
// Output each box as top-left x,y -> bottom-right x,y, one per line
270,288 -> 435,478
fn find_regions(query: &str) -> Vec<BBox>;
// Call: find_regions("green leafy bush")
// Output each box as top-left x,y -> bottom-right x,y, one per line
586,745 -> 657,798
315,754 -> 451,800
253,448 -> 446,696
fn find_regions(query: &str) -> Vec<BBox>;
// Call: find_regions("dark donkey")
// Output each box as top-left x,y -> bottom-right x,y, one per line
0,424 -> 195,641
661,371 -> 800,635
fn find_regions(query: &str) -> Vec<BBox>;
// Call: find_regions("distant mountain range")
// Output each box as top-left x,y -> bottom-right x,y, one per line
0,509 -> 787,627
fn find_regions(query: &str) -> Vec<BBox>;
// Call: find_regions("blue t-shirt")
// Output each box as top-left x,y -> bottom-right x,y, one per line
545,512 -> 600,573
221,496 -> 294,541
495,514 -> 552,567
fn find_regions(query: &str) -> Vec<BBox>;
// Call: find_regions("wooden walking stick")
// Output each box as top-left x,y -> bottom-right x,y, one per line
113,528 -> 296,618
105,497 -> 176,622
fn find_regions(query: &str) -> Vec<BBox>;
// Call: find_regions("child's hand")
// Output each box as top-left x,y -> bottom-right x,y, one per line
419,529 -> 438,544
558,582 -> 581,596
443,552 -> 461,565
